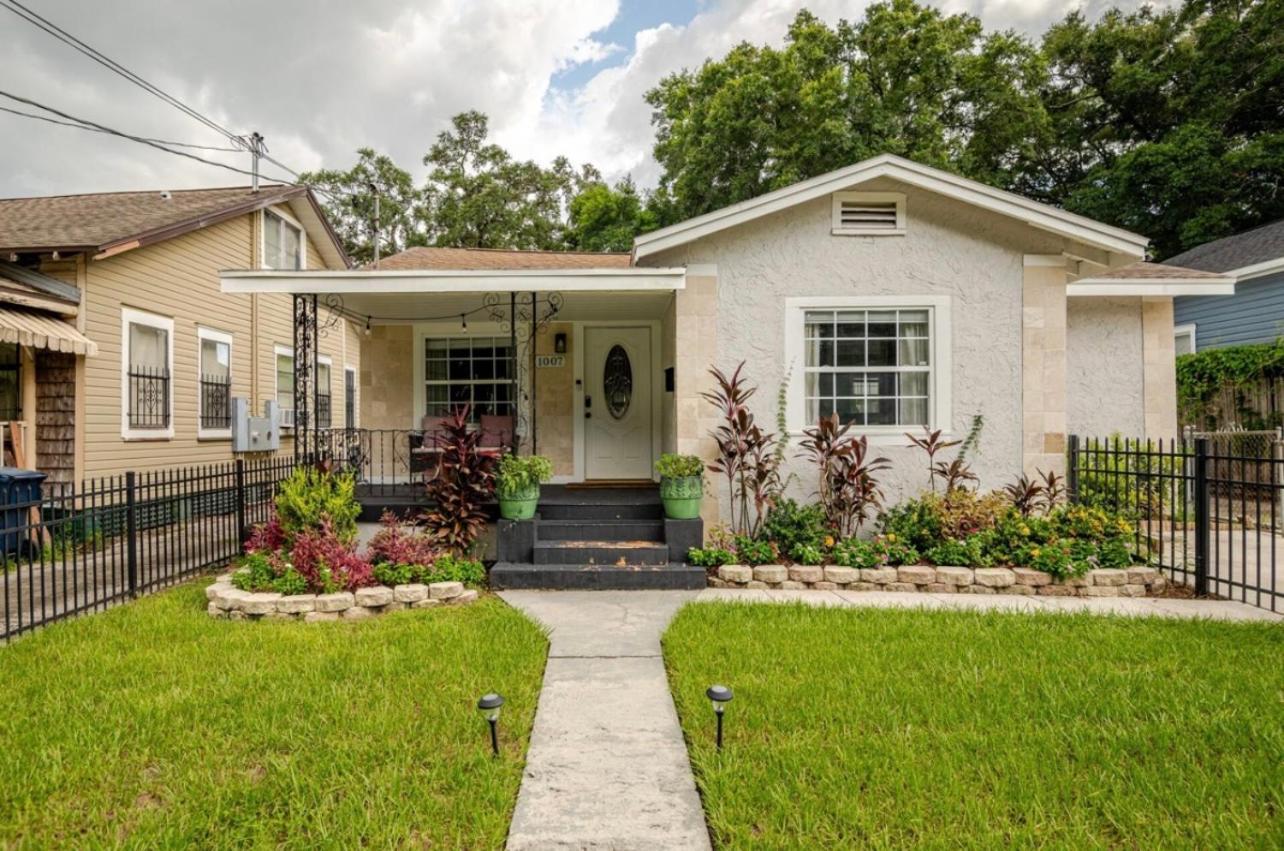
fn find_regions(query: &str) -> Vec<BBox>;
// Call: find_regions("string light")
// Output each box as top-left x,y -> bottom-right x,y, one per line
461,313 -> 468,332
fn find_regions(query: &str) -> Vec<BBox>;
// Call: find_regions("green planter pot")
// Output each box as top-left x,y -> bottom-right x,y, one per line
497,483 -> 541,521
660,475 -> 703,520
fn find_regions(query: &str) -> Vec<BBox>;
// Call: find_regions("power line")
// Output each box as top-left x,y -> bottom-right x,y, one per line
0,0 -> 243,148
0,105 -> 242,152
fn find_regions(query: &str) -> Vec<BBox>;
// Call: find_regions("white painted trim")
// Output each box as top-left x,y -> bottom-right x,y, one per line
831,191 -> 906,236
573,320 -> 663,483
634,153 -> 1149,259
1023,254 -> 1067,267
220,267 -> 688,295
410,321 -> 512,431
120,306 -> 175,440
1226,256 -> 1284,282
782,295 -> 952,437
259,207 -> 307,271
1067,280 -> 1236,297
1174,323 -> 1197,355
273,344 -> 295,428
195,326 -> 233,440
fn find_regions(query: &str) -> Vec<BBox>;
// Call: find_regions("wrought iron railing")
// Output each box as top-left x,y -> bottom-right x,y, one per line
200,373 -> 231,429
127,365 -> 170,429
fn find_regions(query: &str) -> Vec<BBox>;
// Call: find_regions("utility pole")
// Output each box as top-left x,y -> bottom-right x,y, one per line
247,132 -> 266,191
369,181 -> 381,269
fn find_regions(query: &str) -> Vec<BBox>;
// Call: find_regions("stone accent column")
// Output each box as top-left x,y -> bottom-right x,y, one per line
673,272 -> 720,525
1141,297 -> 1178,439
1022,256 -> 1068,476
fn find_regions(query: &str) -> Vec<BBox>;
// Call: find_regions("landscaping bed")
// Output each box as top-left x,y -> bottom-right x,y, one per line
710,563 -> 1168,596
664,602 -> 1284,848
206,575 -> 479,621
0,582 -> 547,847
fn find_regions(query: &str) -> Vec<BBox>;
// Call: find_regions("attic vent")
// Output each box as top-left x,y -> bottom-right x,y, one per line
832,191 -> 905,235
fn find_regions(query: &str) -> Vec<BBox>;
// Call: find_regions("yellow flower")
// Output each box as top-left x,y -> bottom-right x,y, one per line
1030,548 -> 1041,558
886,533 -> 897,543
1019,525 -> 1030,536
824,535 -> 835,549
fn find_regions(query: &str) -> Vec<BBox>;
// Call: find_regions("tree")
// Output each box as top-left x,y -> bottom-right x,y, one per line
567,178 -> 657,251
300,149 -> 422,265
645,2 -> 1048,222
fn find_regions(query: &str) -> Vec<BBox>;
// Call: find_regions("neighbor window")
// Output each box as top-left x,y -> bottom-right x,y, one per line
121,307 -> 173,437
197,328 -> 232,435
0,343 -> 20,421
423,337 -> 514,420
275,346 -> 295,427
316,358 -> 332,428
263,209 -> 304,270
1174,324 -> 1196,356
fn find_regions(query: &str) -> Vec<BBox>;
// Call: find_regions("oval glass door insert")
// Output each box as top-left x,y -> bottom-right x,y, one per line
603,344 -> 632,419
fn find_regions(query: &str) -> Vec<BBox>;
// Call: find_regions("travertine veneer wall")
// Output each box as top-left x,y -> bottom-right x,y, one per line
1022,257 -> 1068,476
533,321 -> 574,477
361,325 -> 413,429
673,274 -> 720,524
1141,298 -> 1178,439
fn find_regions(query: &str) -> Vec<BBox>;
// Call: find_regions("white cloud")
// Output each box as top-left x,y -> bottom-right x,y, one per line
0,0 -> 1166,198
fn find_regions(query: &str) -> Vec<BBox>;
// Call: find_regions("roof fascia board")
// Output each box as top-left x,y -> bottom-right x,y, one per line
633,154 -> 1149,259
1227,256 -> 1284,282
219,267 -> 688,295
1067,280 -> 1236,297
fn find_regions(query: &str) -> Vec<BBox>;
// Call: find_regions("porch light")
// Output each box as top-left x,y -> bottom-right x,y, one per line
364,316 -> 371,337
461,313 -> 468,332
706,684 -> 733,750
477,692 -> 504,756
554,332 -> 567,354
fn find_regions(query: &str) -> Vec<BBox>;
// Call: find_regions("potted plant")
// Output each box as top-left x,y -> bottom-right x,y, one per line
495,454 -> 553,520
655,453 -> 705,520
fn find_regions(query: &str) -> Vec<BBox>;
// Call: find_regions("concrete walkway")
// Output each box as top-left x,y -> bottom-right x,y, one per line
695,587 -> 1283,621
500,590 -> 710,850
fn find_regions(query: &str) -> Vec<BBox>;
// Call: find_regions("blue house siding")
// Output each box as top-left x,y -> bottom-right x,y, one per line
1174,271 -> 1284,351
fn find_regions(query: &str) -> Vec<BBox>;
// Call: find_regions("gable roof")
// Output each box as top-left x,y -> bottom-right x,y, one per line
1164,219 -> 1284,278
0,185 -> 349,268
378,246 -> 632,271
632,154 -> 1150,260
1067,261 -> 1235,297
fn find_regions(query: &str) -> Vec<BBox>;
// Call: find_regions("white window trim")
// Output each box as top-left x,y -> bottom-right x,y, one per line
344,365 -> 358,429
1174,323 -> 1197,355
260,207 -> 307,271
274,344 -> 295,429
316,354 -> 333,428
411,323 -> 518,429
783,295 -> 952,445
196,326 -> 233,440
120,306 -> 175,440
831,191 -> 906,236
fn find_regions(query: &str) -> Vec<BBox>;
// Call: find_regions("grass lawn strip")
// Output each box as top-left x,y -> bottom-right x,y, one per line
664,602 -> 1284,849
0,583 -> 547,848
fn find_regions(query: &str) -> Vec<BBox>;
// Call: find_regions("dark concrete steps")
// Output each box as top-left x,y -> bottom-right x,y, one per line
490,561 -> 707,590
537,520 -> 665,543
537,502 -> 663,522
533,539 -> 669,566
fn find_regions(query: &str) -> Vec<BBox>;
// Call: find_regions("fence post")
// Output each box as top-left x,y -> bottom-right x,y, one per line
1193,437 -> 1210,597
125,470 -> 139,598
235,458 -> 247,547
1066,434 -> 1079,503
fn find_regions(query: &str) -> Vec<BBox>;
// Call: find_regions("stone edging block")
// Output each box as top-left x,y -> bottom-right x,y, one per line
207,581 -> 480,621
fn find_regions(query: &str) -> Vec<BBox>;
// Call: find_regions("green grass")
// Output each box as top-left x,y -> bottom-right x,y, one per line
664,603 -> 1284,849
0,584 -> 547,848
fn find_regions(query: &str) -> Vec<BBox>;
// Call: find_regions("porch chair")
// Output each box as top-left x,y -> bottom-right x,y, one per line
478,414 -> 514,457
409,415 -> 448,475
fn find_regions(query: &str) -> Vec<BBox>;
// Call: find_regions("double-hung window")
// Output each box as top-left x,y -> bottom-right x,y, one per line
275,346 -> 295,428
197,328 -> 232,436
786,297 -> 950,438
263,209 -> 304,270
121,307 -> 174,438
423,336 -> 514,421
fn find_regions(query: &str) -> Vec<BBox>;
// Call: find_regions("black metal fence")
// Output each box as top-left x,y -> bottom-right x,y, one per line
1068,434 -> 1281,613
1,455 -> 298,641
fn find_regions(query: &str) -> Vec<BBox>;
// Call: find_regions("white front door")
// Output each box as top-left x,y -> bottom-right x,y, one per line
584,326 -> 653,480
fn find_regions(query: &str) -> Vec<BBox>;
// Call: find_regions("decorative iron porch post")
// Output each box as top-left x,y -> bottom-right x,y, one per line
292,293 -> 317,462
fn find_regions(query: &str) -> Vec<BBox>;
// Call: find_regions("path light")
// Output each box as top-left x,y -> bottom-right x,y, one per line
706,684 -> 733,750
477,693 -> 504,756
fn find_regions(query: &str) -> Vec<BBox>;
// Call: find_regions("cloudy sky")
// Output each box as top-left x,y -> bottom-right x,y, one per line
1,0 -> 1159,198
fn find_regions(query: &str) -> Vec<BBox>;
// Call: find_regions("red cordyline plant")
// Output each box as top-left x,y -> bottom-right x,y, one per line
289,520 -> 374,592
702,363 -> 782,538
422,406 -> 495,554
368,510 -> 440,566
799,413 -> 891,538
905,427 -> 961,493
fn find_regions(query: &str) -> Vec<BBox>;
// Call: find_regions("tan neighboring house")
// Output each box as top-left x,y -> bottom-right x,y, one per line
0,185 -> 358,484
222,155 -> 1236,521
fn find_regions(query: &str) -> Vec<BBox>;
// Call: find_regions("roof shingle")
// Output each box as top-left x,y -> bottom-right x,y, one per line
1164,219 -> 1284,272
1088,261 -> 1231,281
376,246 -> 633,271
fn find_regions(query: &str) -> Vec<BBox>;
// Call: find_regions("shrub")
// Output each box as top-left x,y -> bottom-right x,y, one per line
232,552 -> 314,595
496,454 -> 553,497
422,407 -> 495,554
371,553 -> 486,587
792,543 -> 826,565
762,498 -> 827,559
687,547 -> 735,569
274,466 -> 360,545
1015,539 -> 1076,578
655,453 -> 704,479
244,515 -> 285,554
289,521 -> 374,593
367,511 -> 440,567
924,535 -> 992,567
831,537 -> 885,569
879,498 -> 944,553
733,535 -> 775,566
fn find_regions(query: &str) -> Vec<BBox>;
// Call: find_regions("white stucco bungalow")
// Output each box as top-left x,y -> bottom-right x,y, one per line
220,154 -> 1234,521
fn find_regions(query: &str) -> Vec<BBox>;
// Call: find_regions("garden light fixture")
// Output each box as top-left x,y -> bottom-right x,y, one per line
706,684 -> 732,750
477,692 -> 504,756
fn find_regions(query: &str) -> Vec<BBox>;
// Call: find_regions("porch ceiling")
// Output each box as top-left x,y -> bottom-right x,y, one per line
337,289 -> 675,323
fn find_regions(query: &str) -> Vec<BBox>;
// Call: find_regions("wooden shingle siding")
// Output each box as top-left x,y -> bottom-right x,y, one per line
35,350 -> 76,484
77,204 -> 354,478
1174,272 -> 1284,351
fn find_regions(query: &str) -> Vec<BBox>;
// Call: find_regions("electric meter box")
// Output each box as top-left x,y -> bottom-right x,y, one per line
231,398 -> 281,453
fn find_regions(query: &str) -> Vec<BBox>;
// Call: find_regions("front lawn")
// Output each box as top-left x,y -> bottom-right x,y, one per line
664,603 -> 1284,848
0,584 -> 547,848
